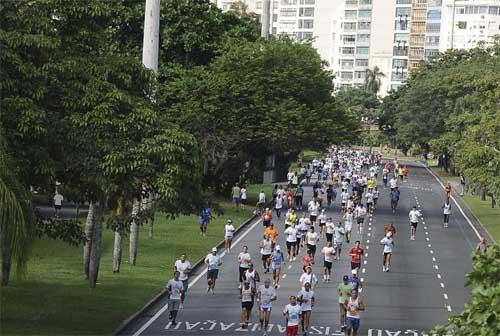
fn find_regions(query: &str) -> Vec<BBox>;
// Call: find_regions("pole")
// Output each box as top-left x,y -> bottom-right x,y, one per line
450,0 -> 456,50
142,0 -> 160,72
261,0 -> 271,40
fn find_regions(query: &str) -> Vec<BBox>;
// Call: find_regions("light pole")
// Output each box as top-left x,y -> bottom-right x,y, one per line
261,0 -> 271,40
142,0 -> 160,72
450,0 -> 456,50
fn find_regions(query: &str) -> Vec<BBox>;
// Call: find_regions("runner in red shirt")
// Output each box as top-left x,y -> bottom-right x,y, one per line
301,249 -> 314,272
349,240 -> 364,270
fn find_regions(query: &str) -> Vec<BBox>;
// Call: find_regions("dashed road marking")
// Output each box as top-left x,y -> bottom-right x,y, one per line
437,273 -> 441,279
434,265 -> 439,270
440,282 -> 445,288
362,268 -> 366,273
282,274 -> 287,279
443,293 -> 448,299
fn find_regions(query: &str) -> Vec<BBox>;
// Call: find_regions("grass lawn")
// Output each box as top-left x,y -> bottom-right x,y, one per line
1,202 -> 254,336
301,149 -> 323,163
462,196 -> 500,242
432,166 -> 461,184
245,183 -> 274,205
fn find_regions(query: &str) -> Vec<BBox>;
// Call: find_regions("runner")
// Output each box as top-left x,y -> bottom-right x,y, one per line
258,278 -> 277,336
256,190 -> 266,215
372,186 -> 380,210
333,221 -> 345,260
389,176 -> 398,191
296,215 -> 308,250
341,189 -> 349,212
349,241 -> 364,271
354,203 -> 367,234
224,219 -> 235,252
382,168 -> 389,188
348,269 -> 363,293
380,232 -> 394,272
297,282 -> 315,335
174,254 -> 192,308
308,198 -> 320,226
232,183 -> 241,210
239,281 -> 255,329
204,247 -> 222,294
262,208 -> 272,227
459,173 -> 466,196
365,189 -> 374,214
53,190 -> 63,218
318,209 -> 327,238
322,241 -> 335,282
301,249 -> 314,271
326,184 -> 335,208
384,222 -> 396,236
199,206 -> 211,236
444,182 -> 452,200
338,275 -> 354,332
294,184 -> 304,210
240,185 -> 248,208
442,199 -> 451,228
344,289 -> 365,336
275,193 -> 284,219
165,271 -> 184,326
390,187 -> 400,213
286,188 -> 294,209
306,226 -> 320,263
283,296 -> 300,336
238,246 -> 252,288
245,262 -> 260,292
260,235 -> 273,273
408,206 -> 422,240
325,217 -> 335,243
271,245 -> 285,288
264,222 -> 278,249
286,209 -> 298,229
299,266 -> 318,290
343,208 -> 354,243
284,224 -> 298,262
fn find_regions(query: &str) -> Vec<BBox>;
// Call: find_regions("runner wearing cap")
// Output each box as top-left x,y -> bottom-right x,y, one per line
271,246 -> 285,288
344,289 -> 365,336
348,269 -> 362,293
224,219 -> 235,252
283,296 -> 300,336
380,232 -> 394,272
204,247 -> 222,294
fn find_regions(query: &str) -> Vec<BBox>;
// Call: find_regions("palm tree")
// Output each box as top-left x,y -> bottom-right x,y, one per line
364,66 -> 385,94
0,133 -> 34,286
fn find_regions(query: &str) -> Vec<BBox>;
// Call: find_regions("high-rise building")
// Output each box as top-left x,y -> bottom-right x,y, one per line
424,0 -> 443,61
408,0 -> 428,70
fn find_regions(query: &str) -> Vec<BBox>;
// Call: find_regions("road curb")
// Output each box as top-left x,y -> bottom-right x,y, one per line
112,212 -> 259,335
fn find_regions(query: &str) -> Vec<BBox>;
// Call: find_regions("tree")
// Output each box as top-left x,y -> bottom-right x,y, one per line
430,244 -> 500,336
364,66 -> 385,94
335,87 -> 380,120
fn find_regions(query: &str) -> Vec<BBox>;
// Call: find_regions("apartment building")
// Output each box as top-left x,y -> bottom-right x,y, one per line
439,0 -> 500,50
409,0 -> 428,70
424,0 -> 443,61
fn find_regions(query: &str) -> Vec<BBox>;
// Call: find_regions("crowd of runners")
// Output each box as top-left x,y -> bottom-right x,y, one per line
163,147 -> 471,336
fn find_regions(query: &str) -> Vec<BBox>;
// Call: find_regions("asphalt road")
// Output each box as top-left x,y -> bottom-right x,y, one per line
120,163 -> 480,336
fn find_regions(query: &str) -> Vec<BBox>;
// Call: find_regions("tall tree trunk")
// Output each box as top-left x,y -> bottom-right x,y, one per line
89,202 -> 103,288
144,195 -> 154,240
112,231 -> 122,273
148,220 -> 154,240
129,198 -> 140,266
83,202 -> 95,279
1,246 -> 12,286
481,189 -> 486,201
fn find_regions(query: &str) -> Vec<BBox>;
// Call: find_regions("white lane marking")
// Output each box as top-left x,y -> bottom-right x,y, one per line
288,265 -> 292,270
360,277 -> 364,282
367,233 -> 371,237
364,253 -> 368,257
368,227 -> 372,231
423,165 -> 482,240
362,268 -> 366,273
363,260 -> 367,265
428,244 -> 432,247
447,305 -> 452,312
366,246 -> 369,250
366,239 -> 370,243
437,274 -> 441,279
440,282 -> 445,288
430,250 -> 434,254
132,219 -> 263,336
443,293 -> 448,299
432,257 -> 436,262
426,237 -> 430,241
282,274 -> 287,279
425,231 -> 429,235
424,226 -> 428,230
434,265 -> 439,270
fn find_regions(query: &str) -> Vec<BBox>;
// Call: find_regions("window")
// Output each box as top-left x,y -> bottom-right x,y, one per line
346,0 -> 358,6
356,46 -> 369,54
427,10 -> 441,19
341,59 -> 354,69
298,32 -> 313,40
345,10 -> 357,19
279,20 -> 296,29
394,33 -> 409,43
395,20 -> 408,30
425,49 -> 439,58
355,71 -> 366,79
425,36 -> 440,45
358,21 -> 371,30
273,14 -> 278,22
340,71 -> 353,79
358,10 -> 371,18
343,35 -> 356,44
355,59 -> 369,67
280,8 -> 297,17
428,0 -> 442,6
391,72 -> 408,81
299,7 -> 314,17
457,21 -> 467,29
426,22 -> 441,33
300,0 -> 315,4
396,7 -> 411,16
298,19 -> 314,29
396,0 -> 411,4
489,6 -> 499,15
392,59 -> 408,68
359,0 -> 372,4
456,7 -> 465,14
343,22 -> 357,30
357,34 -> 370,43
342,47 -> 355,55
281,0 -> 297,5
393,46 -> 408,56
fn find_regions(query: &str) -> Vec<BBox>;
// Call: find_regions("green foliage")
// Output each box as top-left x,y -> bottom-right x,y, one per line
335,87 -> 380,120
430,244 -> 500,336
364,66 -> 385,94
35,218 -> 86,247
158,37 -> 357,188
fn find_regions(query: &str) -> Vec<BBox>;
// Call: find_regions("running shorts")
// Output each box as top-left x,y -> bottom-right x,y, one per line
346,317 -> 360,331
310,215 -> 317,222
307,244 -> 316,255
207,269 -> 219,280
324,260 -> 332,269
262,253 -> 271,261
241,301 -> 253,311
260,305 -> 272,312
357,217 -> 365,224
182,279 -> 188,293
319,221 -> 326,227
286,325 -> 298,335
410,221 -> 418,228
326,233 -> 333,242
351,262 -> 361,270
168,299 -> 180,312
286,241 -> 296,250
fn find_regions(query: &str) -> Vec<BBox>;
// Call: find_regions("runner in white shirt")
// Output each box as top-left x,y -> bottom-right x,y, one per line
239,281 -> 255,329
325,218 -> 335,244
442,200 -> 451,228
343,208 -> 354,243
224,219 -> 235,252
308,199 -> 320,225
299,266 -> 318,289
283,296 -> 301,336
205,248 -> 222,294
260,235 -> 273,273
322,241 -> 335,282
284,225 -> 298,261
306,226 -> 320,263
389,177 -> 398,190
296,216 -> 308,249
408,206 -> 422,240
341,191 -> 349,212
380,232 -> 394,272
165,271 -> 184,325
238,246 -> 252,288
318,209 -> 327,238
355,204 -> 367,234
174,254 -> 192,308
258,278 -> 277,336
333,221 -> 345,259
297,282 -> 315,335
364,190 -> 374,214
